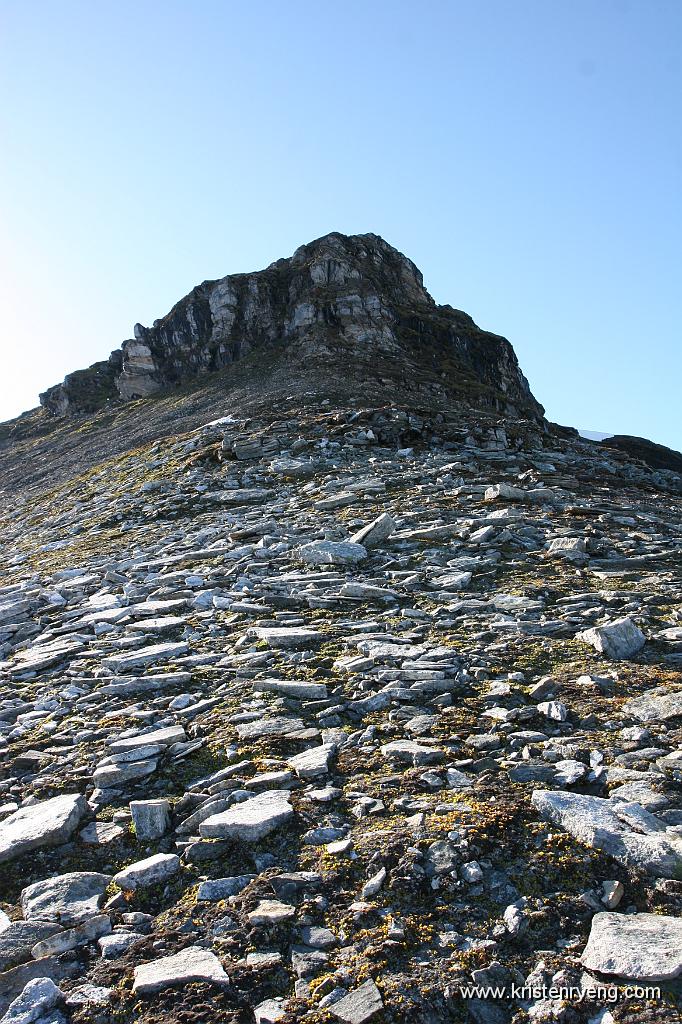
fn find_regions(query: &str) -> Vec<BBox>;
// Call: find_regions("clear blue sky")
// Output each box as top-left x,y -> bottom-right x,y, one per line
1,1 -> 680,447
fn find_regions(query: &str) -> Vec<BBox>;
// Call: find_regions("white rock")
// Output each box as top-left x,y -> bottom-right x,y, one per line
102,641 -> 189,673
113,853 -> 180,891
297,541 -> 367,566
133,945 -> 229,994
1,977 -> 62,1024
21,872 -> 111,924
199,790 -> 293,841
547,537 -> 587,562
0,794 -> 85,864
361,867 -> 386,899
581,912 -> 682,981
537,700 -> 568,721
287,746 -> 332,779
250,627 -> 322,649
350,513 -> 395,548
578,617 -> 645,660
532,790 -> 682,877
247,899 -> 296,925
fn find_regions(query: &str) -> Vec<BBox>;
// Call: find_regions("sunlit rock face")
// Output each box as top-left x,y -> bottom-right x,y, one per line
39,232 -> 544,421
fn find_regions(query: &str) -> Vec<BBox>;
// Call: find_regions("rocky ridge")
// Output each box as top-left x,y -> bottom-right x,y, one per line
1,236 -> 682,1024
0,397 -> 681,1024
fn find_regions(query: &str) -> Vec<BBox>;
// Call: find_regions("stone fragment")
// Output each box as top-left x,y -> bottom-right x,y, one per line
130,799 -> 171,840
1,977 -> 62,1024
98,932 -> 144,960
254,680 -> 328,699
350,513 -> 395,548
199,791 -> 293,841
196,876 -> 255,901
79,821 -> 125,845
254,999 -> 286,1023
532,790 -> 682,877
108,726 -> 186,753
297,541 -> 367,566
0,795 -> 85,864
113,853 -> 180,891
250,627 -> 322,649
132,946 -> 229,994
361,867 -> 386,899
624,687 -> 682,723
329,978 -> 384,1023
247,900 -> 296,925
235,717 -> 305,740
31,915 -> 111,958
102,642 -> 189,673
0,923 -> 61,972
546,537 -> 587,562
287,746 -> 332,779
380,740 -> 444,765
600,880 -> 624,909
21,873 -> 111,925
578,617 -> 645,660
581,912 -> 682,981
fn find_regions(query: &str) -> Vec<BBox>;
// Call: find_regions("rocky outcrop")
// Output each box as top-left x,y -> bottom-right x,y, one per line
39,352 -> 122,416
600,434 -> 682,473
39,232 -> 544,420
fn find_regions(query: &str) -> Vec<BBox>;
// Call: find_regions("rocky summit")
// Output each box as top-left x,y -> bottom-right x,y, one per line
0,236 -> 681,1024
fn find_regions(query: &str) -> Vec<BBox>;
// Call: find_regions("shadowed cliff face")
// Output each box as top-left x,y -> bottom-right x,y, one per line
38,232 -> 544,421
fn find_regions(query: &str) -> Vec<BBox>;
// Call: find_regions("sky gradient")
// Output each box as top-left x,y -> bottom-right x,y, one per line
1,1 -> 680,448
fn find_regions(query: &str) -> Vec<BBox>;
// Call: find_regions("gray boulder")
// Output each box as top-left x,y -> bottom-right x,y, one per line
581,912 -> 682,981
578,617 -> 645,660
531,790 -> 682,877
21,873 -> 111,925
0,796 -> 86,864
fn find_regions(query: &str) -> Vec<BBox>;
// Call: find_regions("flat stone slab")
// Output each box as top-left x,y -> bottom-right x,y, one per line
581,912 -> 682,981
108,725 -> 186,753
380,740 -> 445,766
0,794 -> 86,864
93,758 -> 158,789
247,899 -> 296,925
236,717 -> 304,741
578,617 -> 645,660
337,583 -> 398,601
254,679 -> 328,700
287,746 -> 332,779
200,791 -> 293,841
624,687 -> 682,722
113,853 -> 180,891
133,945 -> 229,994
330,978 -> 384,1023
250,627 -> 322,649
10,638 -> 85,675
297,541 -> 367,566
102,642 -> 189,674
21,872 -> 112,924
0,921 -> 61,971
532,790 -> 682,877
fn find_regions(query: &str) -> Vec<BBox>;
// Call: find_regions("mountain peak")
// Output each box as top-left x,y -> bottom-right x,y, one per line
38,232 -> 543,423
